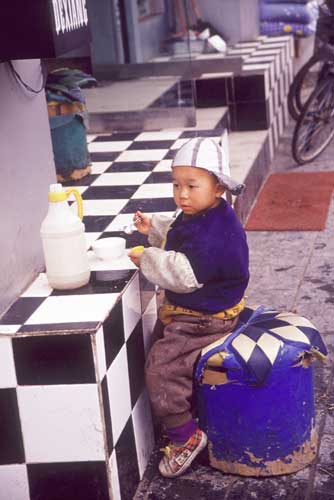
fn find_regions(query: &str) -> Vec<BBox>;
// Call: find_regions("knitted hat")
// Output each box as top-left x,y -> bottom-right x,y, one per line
172,137 -> 245,195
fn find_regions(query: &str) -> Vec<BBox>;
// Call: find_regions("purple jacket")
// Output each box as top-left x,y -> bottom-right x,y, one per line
164,200 -> 249,314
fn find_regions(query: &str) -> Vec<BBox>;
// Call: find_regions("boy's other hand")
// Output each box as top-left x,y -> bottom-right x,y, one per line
134,211 -> 152,235
128,245 -> 145,267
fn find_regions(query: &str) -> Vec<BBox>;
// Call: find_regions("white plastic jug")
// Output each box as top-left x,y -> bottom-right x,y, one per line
40,183 -> 91,290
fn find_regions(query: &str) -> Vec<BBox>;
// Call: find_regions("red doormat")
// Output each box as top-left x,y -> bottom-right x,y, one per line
245,172 -> 334,231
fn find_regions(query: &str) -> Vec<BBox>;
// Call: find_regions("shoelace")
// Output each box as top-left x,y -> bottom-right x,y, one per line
160,445 -> 174,458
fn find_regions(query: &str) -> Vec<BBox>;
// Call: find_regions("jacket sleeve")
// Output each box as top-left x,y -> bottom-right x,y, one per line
147,214 -> 175,247
140,247 -> 203,293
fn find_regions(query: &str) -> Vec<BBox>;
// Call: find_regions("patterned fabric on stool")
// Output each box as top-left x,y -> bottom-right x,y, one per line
195,306 -> 328,476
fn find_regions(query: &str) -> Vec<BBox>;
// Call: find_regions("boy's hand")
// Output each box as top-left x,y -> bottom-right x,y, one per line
134,211 -> 152,235
128,246 -> 145,267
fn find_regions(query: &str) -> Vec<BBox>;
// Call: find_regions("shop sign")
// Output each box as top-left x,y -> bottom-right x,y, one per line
0,0 -> 91,60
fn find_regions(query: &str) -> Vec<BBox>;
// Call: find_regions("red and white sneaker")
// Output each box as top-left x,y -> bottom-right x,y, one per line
159,428 -> 207,478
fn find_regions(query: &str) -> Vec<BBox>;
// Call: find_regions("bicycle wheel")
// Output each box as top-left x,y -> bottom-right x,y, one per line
288,56 -> 328,121
292,75 -> 334,164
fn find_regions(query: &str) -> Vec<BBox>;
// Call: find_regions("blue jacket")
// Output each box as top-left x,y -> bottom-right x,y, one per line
164,200 -> 249,314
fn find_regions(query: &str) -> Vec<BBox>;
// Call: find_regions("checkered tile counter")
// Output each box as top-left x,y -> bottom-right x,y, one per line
0,128 -> 224,500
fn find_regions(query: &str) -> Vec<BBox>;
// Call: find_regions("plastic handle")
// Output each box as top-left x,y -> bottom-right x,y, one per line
65,189 -> 83,220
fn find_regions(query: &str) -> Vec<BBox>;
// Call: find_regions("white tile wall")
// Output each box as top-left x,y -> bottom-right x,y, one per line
132,389 -> 155,479
88,141 -> 132,153
17,385 -> 105,462
25,294 -> 118,324
0,465 -> 30,500
92,172 -> 150,186
132,183 -> 173,199
116,150 -> 168,162
107,345 -> 132,444
0,338 -> 17,388
110,450 -> 121,500
122,273 -> 141,341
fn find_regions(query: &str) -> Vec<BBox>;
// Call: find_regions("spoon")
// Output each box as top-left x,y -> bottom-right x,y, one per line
122,216 -> 141,234
122,222 -> 137,234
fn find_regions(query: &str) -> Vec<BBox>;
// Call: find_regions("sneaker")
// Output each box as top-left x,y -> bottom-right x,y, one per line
159,428 -> 207,478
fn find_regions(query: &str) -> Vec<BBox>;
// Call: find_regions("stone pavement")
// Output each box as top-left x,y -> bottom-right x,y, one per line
134,120 -> 334,500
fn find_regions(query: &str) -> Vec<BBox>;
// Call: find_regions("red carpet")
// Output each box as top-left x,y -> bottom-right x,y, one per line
245,172 -> 334,231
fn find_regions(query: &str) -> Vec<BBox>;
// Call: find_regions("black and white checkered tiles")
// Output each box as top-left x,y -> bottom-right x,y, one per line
0,128 -> 224,500
0,270 -> 158,500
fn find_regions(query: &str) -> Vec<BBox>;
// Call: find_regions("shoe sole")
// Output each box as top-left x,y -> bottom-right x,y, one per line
159,432 -> 208,478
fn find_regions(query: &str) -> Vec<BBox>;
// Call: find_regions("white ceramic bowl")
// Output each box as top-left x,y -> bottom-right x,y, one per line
92,237 -> 126,260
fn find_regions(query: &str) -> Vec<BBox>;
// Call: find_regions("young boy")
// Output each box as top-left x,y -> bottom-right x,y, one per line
128,137 -> 249,478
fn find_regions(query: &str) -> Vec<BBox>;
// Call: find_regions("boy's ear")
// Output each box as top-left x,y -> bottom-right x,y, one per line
216,184 -> 226,198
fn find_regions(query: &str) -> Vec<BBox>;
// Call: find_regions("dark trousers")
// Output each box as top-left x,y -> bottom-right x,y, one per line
145,313 -> 238,428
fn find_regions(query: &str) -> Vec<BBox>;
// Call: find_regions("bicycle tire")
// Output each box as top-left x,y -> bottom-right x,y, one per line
295,60 -> 329,115
292,75 -> 334,164
288,55 -> 328,121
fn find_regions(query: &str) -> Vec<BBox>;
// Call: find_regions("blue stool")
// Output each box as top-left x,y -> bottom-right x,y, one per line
195,306 -> 327,476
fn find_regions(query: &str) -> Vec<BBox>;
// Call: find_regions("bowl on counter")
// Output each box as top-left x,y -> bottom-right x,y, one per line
91,237 -> 126,260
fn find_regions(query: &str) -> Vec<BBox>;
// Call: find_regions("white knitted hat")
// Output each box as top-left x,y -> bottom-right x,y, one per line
172,137 -> 244,195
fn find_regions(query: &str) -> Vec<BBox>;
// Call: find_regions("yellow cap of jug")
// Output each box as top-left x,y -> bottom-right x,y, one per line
48,183 -> 83,220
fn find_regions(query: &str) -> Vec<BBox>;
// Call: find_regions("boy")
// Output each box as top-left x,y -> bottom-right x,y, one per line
128,137 -> 249,478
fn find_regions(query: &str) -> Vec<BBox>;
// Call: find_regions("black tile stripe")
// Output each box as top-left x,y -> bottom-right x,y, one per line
27,461 -> 109,500
127,140 -> 174,150
18,322 -> 98,333
0,388 -> 25,464
140,171 -> 172,184
89,152 -> 120,162
234,74 -> 267,102
103,298 -> 125,369
180,129 -> 222,138
92,132 -> 138,142
163,148 -> 177,160
82,215 -> 115,232
0,297 -> 46,325
101,375 -> 113,456
12,333 -> 96,385
82,185 -> 138,200
195,77 -> 229,108
127,320 -> 145,408
121,197 -> 176,214
51,271 -> 136,295
115,416 -> 140,500
148,80 -> 193,109
106,161 -> 157,173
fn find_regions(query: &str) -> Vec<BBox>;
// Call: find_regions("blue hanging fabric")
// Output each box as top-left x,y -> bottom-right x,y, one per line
46,69 -> 97,180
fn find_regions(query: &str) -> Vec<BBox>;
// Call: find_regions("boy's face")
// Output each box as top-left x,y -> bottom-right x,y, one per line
172,166 -> 225,216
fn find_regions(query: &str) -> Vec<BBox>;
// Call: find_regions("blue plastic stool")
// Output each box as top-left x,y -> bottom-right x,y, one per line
195,306 -> 327,476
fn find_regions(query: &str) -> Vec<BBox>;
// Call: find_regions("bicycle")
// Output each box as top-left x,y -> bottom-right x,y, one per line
288,0 -> 334,120
288,0 -> 334,164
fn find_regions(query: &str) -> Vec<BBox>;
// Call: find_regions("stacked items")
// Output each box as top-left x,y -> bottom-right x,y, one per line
46,68 -> 97,182
259,0 -> 319,37
165,0 -> 227,56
